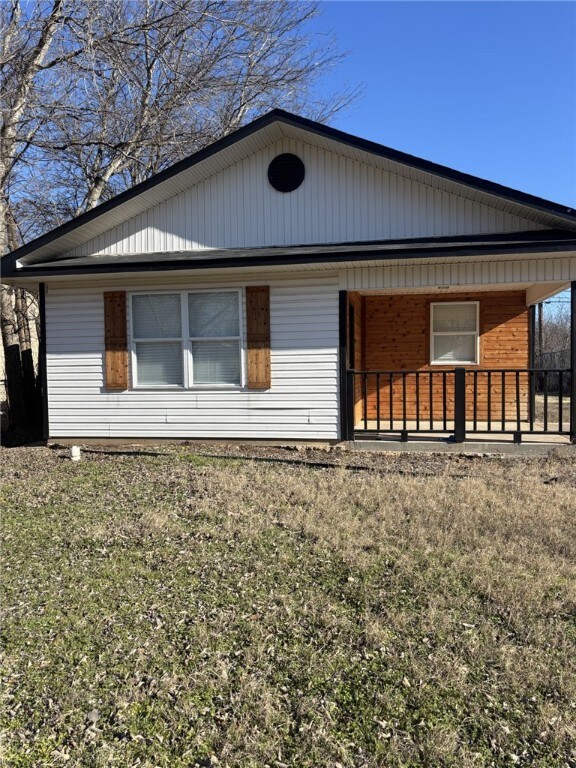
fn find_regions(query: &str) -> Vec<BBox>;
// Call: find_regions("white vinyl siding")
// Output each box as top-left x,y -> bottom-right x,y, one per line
64,138 -> 541,258
45,275 -> 339,440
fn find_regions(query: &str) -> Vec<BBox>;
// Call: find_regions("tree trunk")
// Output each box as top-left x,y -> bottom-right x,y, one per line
1,191 -> 34,432
0,286 -> 26,430
14,288 -> 39,424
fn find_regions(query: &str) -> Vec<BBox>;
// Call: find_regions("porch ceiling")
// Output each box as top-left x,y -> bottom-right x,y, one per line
353,282 -> 569,302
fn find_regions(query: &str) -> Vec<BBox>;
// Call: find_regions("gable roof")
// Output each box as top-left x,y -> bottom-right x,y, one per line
3,108 -> 576,274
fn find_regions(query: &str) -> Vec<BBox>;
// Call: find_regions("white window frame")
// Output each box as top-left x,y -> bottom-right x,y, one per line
129,288 -> 244,389
430,301 -> 480,366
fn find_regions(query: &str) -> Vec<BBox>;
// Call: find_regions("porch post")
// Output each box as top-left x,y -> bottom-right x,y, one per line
454,367 -> 466,443
570,281 -> 576,443
528,304 -> 536,424
38,283 -> 49,442
338,290 -> 353,441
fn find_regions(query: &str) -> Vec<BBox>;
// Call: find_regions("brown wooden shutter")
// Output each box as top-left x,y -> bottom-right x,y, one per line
246,285 -> 271,389
104,291 -> 128,390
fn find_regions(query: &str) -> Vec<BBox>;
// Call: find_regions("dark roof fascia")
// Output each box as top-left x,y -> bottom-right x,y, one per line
4,109 -> 576,270
9,238 -> 576,280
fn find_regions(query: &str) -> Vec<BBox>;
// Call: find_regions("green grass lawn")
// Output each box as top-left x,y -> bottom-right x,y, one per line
1,444 -> 575,767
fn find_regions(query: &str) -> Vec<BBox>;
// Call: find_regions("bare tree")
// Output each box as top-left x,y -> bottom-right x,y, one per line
1,0 -> 357,434
14,0 -> 356,233
0,0 -> 76,430
540,302 -> 571,367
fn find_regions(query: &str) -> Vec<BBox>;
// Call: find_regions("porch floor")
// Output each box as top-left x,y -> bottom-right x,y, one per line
354,419 -> 571,445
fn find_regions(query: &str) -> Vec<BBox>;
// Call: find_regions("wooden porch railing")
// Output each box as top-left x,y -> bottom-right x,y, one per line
347,368 -> 574,443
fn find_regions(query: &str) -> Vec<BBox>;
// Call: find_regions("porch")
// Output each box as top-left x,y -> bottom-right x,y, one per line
339,283 -> 576,445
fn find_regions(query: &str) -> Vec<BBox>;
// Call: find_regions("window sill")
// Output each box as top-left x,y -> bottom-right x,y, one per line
429,361 -> 480,367
130,385 -> 246,391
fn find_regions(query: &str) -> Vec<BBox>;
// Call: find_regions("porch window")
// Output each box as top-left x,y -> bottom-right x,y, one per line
430,301 -> 479,364
130,290 -> 242,387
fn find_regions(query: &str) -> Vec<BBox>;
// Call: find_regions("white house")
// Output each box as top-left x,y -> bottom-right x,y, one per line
2,110 -> 575,443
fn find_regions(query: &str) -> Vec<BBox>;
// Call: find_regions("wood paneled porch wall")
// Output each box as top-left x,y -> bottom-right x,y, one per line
350,290 -> 529,422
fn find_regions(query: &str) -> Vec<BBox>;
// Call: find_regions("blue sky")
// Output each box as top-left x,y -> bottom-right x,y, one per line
310,1 -> 576,207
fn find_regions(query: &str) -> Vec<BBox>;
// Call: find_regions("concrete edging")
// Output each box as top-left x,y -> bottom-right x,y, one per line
350,439 -> 575,456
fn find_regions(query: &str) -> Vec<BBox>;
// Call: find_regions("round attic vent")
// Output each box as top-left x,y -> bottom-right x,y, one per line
267,153 -> 305,193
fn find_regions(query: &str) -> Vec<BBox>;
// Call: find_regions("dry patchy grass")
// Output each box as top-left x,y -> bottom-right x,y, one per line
1,444 -> 575,767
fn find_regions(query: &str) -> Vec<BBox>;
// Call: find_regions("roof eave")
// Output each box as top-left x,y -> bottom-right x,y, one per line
5,238 -> 576,282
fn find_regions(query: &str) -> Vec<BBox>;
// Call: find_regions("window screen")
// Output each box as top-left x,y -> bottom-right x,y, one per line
132,294 -> 181,338
189,292 -> 241,385
188,292 -> 239,337
192,341 -> 241,385
135,342 -> 183,386
132,294 -> 183,386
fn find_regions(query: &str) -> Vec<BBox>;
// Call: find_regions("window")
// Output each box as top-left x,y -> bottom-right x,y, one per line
130,290 -> 242,387
430,301 -> 479,365
188,292 -> 241,385
132,294 -> 183,386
